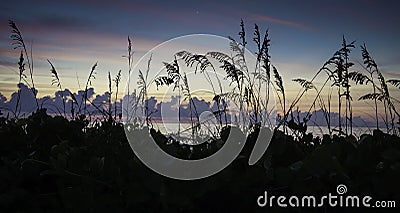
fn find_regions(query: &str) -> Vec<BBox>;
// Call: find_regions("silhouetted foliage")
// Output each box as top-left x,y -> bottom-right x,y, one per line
2,20 -> 400,212
0,110 -> 399,212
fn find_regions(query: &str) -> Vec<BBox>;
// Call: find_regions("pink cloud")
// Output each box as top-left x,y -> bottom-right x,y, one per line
249,14 -> 312,30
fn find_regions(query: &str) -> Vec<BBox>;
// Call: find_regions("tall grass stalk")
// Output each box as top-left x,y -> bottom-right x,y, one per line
9,20 -> 39,111
124,36 -> 133,122
273,66 -> 286,132
108,72 -> 112,121
137,55 -> 152,127
47,59 -> 66,117
14,51 -> 25,118
114,70 -> 122,120
79,63 -> 97,115
175,50 -> 226,128
318,36 -> 355,135
354,44 -> 400,134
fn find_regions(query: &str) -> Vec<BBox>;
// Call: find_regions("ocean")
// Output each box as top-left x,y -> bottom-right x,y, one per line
151,122 -> 375,139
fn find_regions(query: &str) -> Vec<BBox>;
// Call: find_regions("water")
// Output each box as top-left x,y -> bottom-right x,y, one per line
151,122 -> 220,144
306,126 -> 373,138
153,122 -> 375,139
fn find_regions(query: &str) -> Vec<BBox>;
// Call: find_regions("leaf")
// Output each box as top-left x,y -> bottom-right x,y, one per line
348,71 -> 369,85
206,51 -> 232,63
87,62 -> 97,86
48,59 -> 61,88
292,78 -> 314,90
361,43 -> 377,70
220,60 -> 242,86
261,29 -> 271,77
113,69 -> 122,85
9,20 -> 25,49
154,76 -> 174,89
218,91 -> 242,103
273,66 -> 284,95
358,93 -> 383,101
238,19 -> 246,46
228,37 -> 240,52
176,51 -> 210,73
387,79 -> 400,89
18,50 -> 26,79
163,60 -> 179,76
253,24 -> 261,57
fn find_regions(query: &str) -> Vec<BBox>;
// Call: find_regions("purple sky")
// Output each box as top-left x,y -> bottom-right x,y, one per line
0,0 -> 399,118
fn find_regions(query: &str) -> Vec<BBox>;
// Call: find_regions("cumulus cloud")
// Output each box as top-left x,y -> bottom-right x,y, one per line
0,83 -> 228,123
0,83 -> 115,117
0,83 -> 381,130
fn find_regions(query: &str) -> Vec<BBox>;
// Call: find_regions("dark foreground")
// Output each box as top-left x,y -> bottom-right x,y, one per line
1,109 -> 399,212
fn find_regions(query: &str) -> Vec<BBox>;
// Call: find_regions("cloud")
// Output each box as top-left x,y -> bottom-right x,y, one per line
35,15 -> 92,30
0,92 -> 6,102
0,83 -> 387,131
249,14 -> 311,30
0,92 -> 8,115
0,83 -> 101,117
4,83 -> 37,116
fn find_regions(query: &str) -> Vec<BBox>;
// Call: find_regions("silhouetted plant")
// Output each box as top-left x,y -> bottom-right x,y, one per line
154,58 -> 185,135
273,66 -> 286,132
124,36 -> 133,122
355,44 -> 399,134
13,51 -> 26,117
293,77 -> 336,135
254,25 -> 272,126
341,37 -> 355,135
2,20 -> 400,212
69,90 -> 78,119
47,59 -> 66,117
387,79 -> 400,88
108,71 -> 113,120
78,62 -> 97,116
137,55 -> 152,127
155,58 -> 204,137
113,69 -> 122,120
291,79 -> 315,134
175,50 -> 227,127
349,44 -> 380,130
320,36 -> 355,135
204,20 -> 276,133
9,20 -> 39,112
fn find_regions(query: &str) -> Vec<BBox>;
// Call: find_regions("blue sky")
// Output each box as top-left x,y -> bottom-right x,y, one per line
0,0 -> 399,118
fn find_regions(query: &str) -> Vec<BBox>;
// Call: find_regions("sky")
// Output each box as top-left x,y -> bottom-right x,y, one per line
0,0 -> 399,120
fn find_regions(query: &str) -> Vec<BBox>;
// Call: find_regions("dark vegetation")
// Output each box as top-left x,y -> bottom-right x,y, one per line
0,20 -> 400,212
